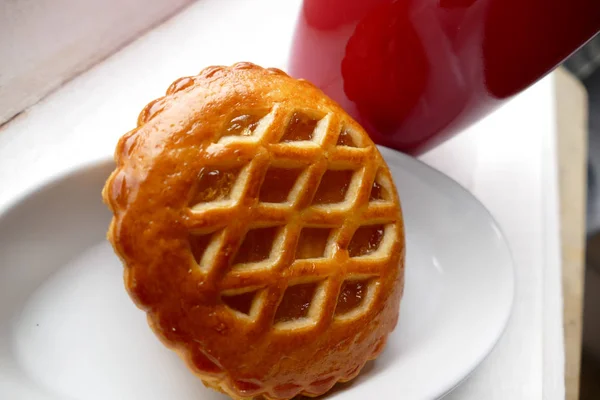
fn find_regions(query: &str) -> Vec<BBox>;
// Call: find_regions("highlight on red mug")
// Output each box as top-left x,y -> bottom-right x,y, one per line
288,0 -> 600,155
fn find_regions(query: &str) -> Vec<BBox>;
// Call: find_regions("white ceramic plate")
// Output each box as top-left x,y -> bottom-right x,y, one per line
0,148 -> 513,400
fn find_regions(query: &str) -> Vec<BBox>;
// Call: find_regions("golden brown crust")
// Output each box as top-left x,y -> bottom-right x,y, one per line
102,62 -> 405,400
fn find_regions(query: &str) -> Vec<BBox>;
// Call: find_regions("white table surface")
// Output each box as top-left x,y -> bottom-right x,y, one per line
0,0 -> 564,398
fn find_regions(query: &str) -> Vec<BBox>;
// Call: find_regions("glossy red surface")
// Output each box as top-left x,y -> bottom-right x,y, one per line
289,0 -> 600,154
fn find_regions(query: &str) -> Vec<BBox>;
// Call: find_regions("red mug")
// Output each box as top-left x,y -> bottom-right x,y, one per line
289,0 -> 600,155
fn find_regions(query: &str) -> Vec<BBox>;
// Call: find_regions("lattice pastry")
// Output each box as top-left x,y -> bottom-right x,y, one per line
102,62 -> 405,399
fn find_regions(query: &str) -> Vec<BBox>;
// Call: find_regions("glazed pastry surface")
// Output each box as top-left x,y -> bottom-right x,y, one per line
102,62 -> 405,400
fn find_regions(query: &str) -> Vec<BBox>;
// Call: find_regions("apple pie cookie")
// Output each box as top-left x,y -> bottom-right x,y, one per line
102,62 -> 405,399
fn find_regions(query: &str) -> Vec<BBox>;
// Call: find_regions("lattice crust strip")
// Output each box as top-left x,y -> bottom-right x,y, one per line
185,106 -> 399,330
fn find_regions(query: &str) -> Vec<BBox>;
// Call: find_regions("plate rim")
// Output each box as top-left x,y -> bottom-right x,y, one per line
378,146 -> 515,399
0,156 -> 114,220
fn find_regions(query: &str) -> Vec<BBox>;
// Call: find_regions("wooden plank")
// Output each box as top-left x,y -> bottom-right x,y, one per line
555,67 -> 588,400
